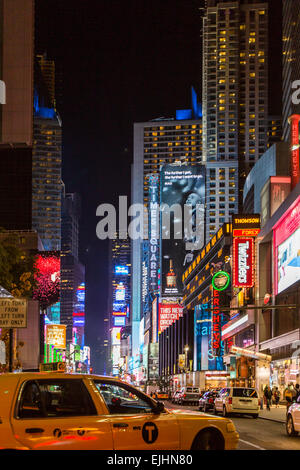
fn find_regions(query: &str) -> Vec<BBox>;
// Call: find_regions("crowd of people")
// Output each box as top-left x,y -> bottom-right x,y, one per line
263,383 -> 300,411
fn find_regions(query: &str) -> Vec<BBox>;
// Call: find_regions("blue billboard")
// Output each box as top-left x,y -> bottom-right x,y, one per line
115,266 -> 129,275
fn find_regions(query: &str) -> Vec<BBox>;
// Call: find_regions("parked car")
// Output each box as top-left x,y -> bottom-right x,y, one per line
286,395 -> 300,436
0,372 -> 239,450
199,391 -> 219,412
214,387 -> 259,418
178,387 -> 201,406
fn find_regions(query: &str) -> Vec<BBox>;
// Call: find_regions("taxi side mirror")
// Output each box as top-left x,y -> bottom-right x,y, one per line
153,401 -> 165,414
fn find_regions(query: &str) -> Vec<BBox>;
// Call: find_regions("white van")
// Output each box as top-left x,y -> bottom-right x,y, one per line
214,387 -> 259,418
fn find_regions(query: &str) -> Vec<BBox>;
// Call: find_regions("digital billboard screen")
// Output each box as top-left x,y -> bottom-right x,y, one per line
158,303 -> 183,332
160,164 -> 205,297
277,226 -> 300,294
274,197 -> 300,295
33,251 -> 60,310
115,266 -> 129,275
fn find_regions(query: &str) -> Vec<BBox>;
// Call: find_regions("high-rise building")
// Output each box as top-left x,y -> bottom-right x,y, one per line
32,58 -> 62,251
131,109 -> 203,369
0,0 -> 34,145
282,0 -> 300,141
60,191 -> 85,345
107,235 -> 131,376
202,0 -> 271,239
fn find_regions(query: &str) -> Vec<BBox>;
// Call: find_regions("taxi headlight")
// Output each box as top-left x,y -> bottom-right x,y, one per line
226,422 -> 236,433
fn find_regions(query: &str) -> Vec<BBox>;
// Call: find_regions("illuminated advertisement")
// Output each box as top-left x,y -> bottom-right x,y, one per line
152,296 -> 158,343
33,251 -> 60,310
194,303 -> 225,371
158,303 -> 183,333
142,241 -> 149,315
111,327 -> 121,346
274,197 -> 300,295
115,283 -> 125,301
232,237 -> 255,288
211,289 -> 222,355
212,271 -> 230,291
115,266 -> 129,275
114,316 -> 126,327
45,324 -> 66,349
148,174 -> 160,294
289,114 -> 300,189
261,177 -> 291,228
160,164 -> 205,297
72,316 -> 85,326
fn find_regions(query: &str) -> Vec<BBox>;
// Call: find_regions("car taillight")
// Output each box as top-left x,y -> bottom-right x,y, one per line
184,394 -> 186,398
209,398 -> 213,403
228,397 -> 232,404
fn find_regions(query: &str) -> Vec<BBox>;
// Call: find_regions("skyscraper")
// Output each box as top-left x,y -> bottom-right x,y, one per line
282,0 -> 300,141
60,191 -> 85,345
131,109 -> 203,369
32,57 -> 62,251
202,0 -> 270,239
107,235 -> 131,375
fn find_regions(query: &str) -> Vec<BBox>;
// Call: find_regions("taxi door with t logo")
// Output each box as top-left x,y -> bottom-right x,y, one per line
94,380 -> 180,450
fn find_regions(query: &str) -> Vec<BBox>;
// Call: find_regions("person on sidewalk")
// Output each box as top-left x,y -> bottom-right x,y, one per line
284,384 -> 294,414
274,387 -> 280,408
264,385 -> 272,411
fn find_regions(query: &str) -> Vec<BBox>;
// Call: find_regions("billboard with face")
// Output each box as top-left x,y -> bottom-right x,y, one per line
160,164 -> 205,297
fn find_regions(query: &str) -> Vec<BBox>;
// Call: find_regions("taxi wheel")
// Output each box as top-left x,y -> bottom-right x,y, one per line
286,415 -> 298,437
191,429 -> 224,450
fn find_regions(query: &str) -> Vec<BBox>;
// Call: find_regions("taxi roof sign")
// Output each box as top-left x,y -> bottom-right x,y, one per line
40,361 -> 66,373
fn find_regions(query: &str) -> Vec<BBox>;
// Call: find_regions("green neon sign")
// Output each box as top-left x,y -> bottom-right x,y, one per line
212,271 -> 230,291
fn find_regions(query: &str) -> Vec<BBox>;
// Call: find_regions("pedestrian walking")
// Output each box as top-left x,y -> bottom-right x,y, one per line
284,384 -> 294,414
264,385 -> 272,411
274,387 -> 280,408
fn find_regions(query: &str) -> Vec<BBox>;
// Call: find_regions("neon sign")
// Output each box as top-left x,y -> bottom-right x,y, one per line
232,237 -> 254,288
289,114 -> 300,189
212,271 -> 230,291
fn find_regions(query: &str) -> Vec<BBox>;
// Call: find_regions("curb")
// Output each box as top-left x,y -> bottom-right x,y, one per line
258,415 -> 285,424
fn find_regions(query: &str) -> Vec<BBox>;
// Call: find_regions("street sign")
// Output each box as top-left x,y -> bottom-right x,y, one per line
0,298 -> 27,328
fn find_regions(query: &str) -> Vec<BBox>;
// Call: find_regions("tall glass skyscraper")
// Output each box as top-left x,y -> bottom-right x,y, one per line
202,0 -> 270,240
32,57 -> 62,251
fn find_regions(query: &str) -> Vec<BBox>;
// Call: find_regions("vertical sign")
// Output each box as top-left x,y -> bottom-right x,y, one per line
232,237 -> 254,288
289,114 -> 300,190
148,174 -> 160,294
211,289 -> 222,356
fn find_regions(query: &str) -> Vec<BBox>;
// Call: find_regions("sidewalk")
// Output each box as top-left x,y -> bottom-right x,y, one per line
258,405 -> 286,423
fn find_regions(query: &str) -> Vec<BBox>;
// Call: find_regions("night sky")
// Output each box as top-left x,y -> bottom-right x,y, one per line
36,0 -> 203,370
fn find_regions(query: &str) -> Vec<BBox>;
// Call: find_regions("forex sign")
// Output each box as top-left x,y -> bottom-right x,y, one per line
232,237 -> 254,288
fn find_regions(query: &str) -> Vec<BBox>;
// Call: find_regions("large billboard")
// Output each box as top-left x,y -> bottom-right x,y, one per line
158,303 -> 183,333
274,197 -> 300,295
160,164 -> 205,297
45,324 -> 66,349
33,251 -> 60,310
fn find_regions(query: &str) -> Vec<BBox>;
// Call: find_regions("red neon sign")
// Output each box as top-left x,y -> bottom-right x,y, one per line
212,289 -> 222,352
233,229 -> 260,237
289,114 -> 300,189
232,237 -> 254,288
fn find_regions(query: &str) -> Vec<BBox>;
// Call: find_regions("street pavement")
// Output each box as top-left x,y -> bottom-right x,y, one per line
164,401 -> 300,450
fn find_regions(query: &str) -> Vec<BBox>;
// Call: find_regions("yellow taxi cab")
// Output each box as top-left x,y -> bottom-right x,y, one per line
156,391 -> 169,400
0,369 -> 239,450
